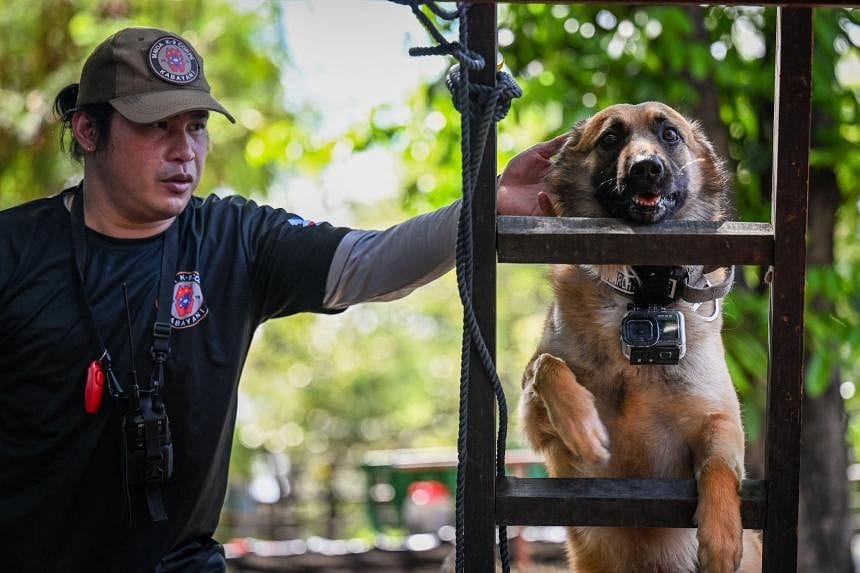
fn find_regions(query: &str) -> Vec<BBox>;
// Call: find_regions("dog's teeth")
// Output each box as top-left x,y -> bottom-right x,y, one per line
633,194 -> 661,207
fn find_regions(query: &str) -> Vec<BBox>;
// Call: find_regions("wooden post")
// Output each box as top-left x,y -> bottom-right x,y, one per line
463,3 -> 499,571
763,7 -> 813,573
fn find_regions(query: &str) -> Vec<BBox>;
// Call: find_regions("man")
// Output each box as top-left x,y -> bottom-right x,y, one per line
0,27 -> 563,572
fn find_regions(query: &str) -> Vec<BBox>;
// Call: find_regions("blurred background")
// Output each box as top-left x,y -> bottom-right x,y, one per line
1,1 -> 858,571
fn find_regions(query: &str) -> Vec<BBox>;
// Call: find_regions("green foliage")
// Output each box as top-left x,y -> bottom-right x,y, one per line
0,0 -> 314,207
239,286 -> 465,461
722,283 -> 769,439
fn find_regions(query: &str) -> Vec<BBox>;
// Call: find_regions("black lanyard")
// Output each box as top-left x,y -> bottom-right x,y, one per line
69,184 -> 178,523
69,184 -> 178,397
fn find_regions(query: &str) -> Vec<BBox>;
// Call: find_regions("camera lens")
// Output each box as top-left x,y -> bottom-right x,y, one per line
624,318 -> 656,344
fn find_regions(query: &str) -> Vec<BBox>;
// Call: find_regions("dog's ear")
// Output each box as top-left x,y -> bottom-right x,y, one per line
565,118 -> 588,150
688,119 -> 731,192
688,120 -> 717,158
687,118 -> 733,221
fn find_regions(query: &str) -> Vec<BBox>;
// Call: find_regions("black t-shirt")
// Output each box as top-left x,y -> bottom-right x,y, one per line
0,188 -> 350,572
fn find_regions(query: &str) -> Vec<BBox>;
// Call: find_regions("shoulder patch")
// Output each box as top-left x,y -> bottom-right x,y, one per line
171,271 -> 208,328
287,216 -> 317,228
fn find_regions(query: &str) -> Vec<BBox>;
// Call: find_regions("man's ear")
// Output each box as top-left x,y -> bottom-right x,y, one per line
70,111 -> 100,151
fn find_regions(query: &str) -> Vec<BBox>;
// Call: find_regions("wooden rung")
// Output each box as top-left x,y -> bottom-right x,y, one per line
495,477 -> 767,529
497,216 -> 773,266
473,0 -> 835,6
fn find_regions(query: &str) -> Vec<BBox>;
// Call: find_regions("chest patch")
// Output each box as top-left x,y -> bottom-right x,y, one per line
171,271 -> 208,328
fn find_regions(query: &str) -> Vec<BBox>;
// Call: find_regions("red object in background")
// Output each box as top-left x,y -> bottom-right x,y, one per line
404,480 -> 454,534
84,360 -> 105,414
407,480 -> 450,506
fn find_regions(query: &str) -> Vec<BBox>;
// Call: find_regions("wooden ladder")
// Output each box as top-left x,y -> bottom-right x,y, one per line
462,2 -> 820,571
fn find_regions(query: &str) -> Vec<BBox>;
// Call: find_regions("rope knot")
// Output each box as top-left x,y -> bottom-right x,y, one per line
445,63 -> 523,122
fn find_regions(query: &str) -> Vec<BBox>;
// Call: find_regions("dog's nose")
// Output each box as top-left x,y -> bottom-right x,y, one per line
629,157 -> 665,183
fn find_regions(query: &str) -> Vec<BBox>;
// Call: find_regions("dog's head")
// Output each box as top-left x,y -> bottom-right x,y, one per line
547,102 -> 730,224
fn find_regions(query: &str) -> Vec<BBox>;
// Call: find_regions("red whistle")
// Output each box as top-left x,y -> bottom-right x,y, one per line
84,359 -> 105,414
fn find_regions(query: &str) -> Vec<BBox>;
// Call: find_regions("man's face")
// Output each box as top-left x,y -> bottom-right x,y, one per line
94,110 -> 209,225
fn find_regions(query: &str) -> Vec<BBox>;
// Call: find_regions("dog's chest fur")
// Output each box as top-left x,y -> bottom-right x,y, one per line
538,264 -> 726,478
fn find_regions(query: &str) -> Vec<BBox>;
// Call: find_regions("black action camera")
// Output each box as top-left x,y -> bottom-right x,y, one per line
122,406 -> 174,485
620,308 -> 686,365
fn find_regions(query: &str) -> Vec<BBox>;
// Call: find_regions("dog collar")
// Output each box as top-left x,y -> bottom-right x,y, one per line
600,265 -> 735,306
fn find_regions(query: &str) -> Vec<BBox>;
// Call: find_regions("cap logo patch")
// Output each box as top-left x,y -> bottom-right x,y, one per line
148,36 -> 199,85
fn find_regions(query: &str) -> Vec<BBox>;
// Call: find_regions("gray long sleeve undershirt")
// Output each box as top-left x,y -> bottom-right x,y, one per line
322,200 -> 461,310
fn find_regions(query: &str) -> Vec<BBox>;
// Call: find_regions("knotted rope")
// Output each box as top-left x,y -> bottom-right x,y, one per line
446,63 -> 522,123
388,2 -> 522,572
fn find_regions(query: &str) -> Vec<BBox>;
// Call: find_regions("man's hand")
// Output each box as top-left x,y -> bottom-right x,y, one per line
496,133 -> 568,216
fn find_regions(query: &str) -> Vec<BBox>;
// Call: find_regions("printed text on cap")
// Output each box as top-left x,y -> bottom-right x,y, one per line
148,36 -> 199,85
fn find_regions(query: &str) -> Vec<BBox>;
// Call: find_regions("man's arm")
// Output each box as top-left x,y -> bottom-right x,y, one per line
323,200 -> 459,309
323,133 -> 568,309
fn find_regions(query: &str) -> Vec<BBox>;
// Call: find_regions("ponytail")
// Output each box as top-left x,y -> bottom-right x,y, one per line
53,83 -> 113,162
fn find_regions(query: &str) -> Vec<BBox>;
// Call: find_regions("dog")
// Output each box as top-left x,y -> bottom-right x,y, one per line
519,102 -> 762,573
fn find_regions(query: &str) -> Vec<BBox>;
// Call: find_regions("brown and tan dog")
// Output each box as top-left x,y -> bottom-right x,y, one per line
520,102 -> 761,573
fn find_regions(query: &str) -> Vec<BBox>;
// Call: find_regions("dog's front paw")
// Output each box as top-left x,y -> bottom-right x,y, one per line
533,353 -> 610,466
697,521 -> 742,573
695,462 -> 743,573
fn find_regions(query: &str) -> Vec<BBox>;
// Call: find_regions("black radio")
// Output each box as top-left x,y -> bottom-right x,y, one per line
122,403 -> 174,485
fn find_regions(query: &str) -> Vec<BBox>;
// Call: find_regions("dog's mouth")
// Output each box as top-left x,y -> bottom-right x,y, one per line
622,182 -> 680,224
632,191 -> 662,208
593,161 -> 688,224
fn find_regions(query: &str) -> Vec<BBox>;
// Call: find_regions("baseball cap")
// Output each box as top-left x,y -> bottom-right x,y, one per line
75,27 -> 235,124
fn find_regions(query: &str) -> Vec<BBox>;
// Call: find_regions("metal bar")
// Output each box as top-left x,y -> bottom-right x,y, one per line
464,4 -> 499,572
497,216 -> 774,265
496,477 -> 768,529
762,7 -> 813,573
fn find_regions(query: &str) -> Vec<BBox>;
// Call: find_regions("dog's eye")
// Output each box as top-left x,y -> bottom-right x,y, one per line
599,132 -> 619,149
662,127 -> 680,143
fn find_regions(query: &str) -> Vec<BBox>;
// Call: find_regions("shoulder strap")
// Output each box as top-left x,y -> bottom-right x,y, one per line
149,219 -> 178,390
69,185 -> 123,396
138,213 -> 179,523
